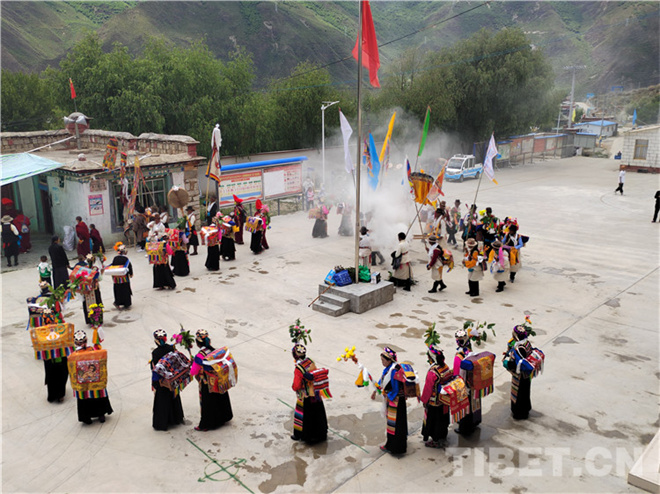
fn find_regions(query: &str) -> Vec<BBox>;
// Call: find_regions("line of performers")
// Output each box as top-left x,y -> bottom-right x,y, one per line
27,307 -> 543,457
420,203 -> 528,297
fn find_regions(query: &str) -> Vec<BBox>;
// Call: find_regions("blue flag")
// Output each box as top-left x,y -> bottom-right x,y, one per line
365,133 -> 381,190
632,109 -> 637,126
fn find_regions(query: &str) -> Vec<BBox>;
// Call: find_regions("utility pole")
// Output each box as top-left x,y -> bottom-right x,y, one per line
321,101 -> 339,186
564,65 -> 586,128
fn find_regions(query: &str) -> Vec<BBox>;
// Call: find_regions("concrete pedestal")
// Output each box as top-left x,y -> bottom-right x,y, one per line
311,281 -> 395,316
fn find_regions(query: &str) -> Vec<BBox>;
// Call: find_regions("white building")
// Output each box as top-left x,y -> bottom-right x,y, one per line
620,124 -> 660,171
573,120 -> 618,137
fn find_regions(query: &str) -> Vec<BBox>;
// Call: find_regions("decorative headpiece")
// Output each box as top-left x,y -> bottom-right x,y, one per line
455,329 -> 469,347
292,344 -> 307,359
256,199 -> 263,211
513,314 -> 535,339
233,194 -> 243,204
381,346 -> 397,362
492,239 -> 503,248
153,329 -> 167,344
195,329 -> 210,345
466,238 -> 477,248
74,330 -> 87,346
114,241 -> 126,252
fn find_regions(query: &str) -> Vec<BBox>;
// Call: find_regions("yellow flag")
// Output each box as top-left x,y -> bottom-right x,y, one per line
379,112 -> 396,164
572,108 -> 576,123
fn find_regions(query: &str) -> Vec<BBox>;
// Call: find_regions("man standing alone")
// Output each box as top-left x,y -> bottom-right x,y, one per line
614,167 -> 625,195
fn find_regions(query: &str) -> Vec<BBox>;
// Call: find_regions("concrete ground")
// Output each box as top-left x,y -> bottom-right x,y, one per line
1,154 -> 658,494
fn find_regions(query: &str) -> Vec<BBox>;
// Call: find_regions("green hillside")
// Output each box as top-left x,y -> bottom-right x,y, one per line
1,1 -> 658,96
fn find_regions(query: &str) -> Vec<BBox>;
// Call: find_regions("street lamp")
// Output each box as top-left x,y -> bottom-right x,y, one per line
321,101 -> 339,185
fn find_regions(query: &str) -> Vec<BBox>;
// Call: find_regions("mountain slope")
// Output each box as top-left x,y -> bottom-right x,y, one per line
1,1 -> 658,95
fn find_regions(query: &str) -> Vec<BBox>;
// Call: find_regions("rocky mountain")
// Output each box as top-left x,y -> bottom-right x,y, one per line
2,1 -> 658,96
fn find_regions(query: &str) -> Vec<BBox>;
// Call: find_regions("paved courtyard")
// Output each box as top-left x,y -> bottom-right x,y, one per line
1,154 -> 658,493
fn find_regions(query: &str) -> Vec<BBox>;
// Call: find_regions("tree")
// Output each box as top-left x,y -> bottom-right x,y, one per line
1,71 -> 55,131
269,62 -> 335,150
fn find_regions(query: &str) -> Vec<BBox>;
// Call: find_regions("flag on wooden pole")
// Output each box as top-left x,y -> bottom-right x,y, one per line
352,1 -> 380,88
205,124 -> 222,183
426,160 -> 447,203
339,110 -> 354,173
483,133 -> 499,185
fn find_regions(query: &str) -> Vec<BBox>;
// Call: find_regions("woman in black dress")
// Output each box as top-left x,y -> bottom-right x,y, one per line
291,344 -> 328,444
204,217 -> 221,271
71,331 -> 113,425
48,235 -> 72,289
185,206 -> 199,255
190,330 -> 233,431
150,330 -> 185,431
109,243 -> 133,309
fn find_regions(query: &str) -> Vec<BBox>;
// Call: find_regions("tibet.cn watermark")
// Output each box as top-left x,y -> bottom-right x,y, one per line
445,447 -> 643,477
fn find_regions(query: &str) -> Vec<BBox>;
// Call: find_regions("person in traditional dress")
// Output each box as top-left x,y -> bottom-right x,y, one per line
13,211 -> 31,253
147,213 -> 166,242
453,329 -> 480,435
109,243 -> 133,309
150,330 -> 185,431
447,199 -> 461,249
220,215 -> 236,261
479,207 -> 499,249
256,200 -> 270,250
372,347 -> 407,455
463,238 -> 483,297
133,206 -> 149,252
185,206 -> 199,255
426,235 -> 448,293
312,204 -> 329,238
171,229 -> 190,277
233,195 -> 247,245
190,330 -> 233,431
249,215 -> 265,255
89,224 -> 105,254
75,216 -> 91,256
80,254 -> 103,325
337,202 -> 353,236
420,344 -> 453,448
204,214 -> 221,271
391,232 -> 413,291
206,194 -> 218,226
290,343 -> 328,444
28,282 -> 69,403
503,222 -> 524,283
503,325 -> 537,420
70,331 -> 113,424
488,239 -> 510,292
2,214 -> 20,267
48,235 -> 72,289
159,206 -> 170,228
359,226 -> 372,266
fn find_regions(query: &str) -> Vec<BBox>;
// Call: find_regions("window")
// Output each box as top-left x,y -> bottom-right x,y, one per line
112,176 -> 167,227
633,139 -> 648,160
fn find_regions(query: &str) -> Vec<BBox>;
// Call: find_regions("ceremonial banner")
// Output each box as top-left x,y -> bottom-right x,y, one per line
352,0 -> 380,87
410,172 -> 433,204
30,323 -> 75,360
68,349 -> 108,398
102,138 -> 118,170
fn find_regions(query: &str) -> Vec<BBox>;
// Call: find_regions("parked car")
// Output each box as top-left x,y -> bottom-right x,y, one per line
445,154 -> 483,182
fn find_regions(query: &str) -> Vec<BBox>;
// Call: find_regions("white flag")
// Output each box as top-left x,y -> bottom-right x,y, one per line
339,110 -> 354,174
212,123 -> 222,152
483,133 -> 498,185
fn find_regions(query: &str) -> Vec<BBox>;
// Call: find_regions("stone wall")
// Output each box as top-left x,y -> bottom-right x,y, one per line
1,129 -> 198,156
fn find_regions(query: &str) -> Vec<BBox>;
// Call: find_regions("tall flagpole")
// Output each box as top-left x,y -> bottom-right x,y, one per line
354,0 -> 363,275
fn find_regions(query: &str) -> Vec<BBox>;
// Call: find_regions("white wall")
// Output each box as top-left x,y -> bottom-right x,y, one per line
17,178 -> 38,229
47,177 -> 114,243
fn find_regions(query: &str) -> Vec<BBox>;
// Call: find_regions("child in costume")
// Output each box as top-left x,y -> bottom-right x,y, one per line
37,255 -> 52,285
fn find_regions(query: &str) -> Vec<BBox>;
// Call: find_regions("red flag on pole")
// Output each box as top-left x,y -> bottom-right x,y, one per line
69,78 -> 76,99
352,1 -> 380,88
